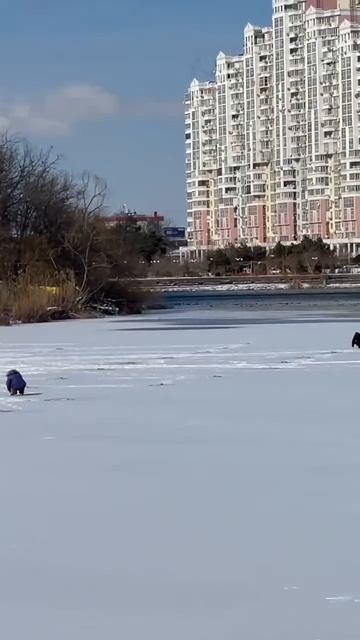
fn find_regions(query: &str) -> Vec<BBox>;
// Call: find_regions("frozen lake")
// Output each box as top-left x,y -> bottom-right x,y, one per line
1,309 -> 360,639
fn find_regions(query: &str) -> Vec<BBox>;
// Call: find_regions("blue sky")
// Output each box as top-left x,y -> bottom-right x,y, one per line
0,0 -> 271,222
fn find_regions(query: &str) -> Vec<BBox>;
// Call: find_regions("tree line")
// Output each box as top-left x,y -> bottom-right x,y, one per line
0,135 -> 168,319
206,237 -> 336,276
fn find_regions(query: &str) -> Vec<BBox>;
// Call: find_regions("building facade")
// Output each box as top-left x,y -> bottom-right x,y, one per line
185,80 -> 217,250
185,0 -> 360,254
104,212 -> 165,228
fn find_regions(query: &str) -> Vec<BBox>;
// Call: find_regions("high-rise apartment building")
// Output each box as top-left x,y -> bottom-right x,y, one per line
185,80 -> 217,249
215,53 -> 244,247
185,0 -> 360,254
239,24 -> 273,245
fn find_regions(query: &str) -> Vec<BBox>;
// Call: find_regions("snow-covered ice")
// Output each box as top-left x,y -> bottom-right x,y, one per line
0,310 -> 360,639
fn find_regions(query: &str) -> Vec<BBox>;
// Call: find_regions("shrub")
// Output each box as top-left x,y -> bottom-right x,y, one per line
0,273 -> 79,325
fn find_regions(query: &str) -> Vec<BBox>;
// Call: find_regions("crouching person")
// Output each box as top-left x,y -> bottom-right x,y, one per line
352,332 -> 360,349
6,370 -> 26,396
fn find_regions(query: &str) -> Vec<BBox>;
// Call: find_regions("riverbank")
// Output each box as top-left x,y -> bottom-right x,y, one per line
134,272 -> 360,293
0,279 -> 158,326
2,274 -> 360,326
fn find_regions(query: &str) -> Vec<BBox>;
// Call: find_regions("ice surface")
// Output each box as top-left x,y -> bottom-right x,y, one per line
0,311 -> 360,639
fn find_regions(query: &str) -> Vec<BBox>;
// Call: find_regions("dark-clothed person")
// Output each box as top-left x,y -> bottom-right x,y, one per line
6,370 -> 26,396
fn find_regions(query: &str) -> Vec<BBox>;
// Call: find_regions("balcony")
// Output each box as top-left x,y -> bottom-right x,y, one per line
289,30 -> 300,40
202,129 -> 216,138
201,108 -> 216,117
289,86 -> 300,96
229,82 -> 243,91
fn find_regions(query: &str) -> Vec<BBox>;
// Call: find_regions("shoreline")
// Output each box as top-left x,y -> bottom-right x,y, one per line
2,283 -> 360,326
161,286 -> 360,297
134,273 -> 360,293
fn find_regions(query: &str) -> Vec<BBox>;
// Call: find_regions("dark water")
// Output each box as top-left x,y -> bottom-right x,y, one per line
161,289 -> 360,325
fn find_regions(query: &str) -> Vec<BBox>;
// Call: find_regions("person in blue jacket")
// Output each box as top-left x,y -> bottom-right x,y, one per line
6,370 -> 26,396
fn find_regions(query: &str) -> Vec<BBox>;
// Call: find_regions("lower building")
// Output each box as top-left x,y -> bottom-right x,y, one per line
104,211 -> 165,228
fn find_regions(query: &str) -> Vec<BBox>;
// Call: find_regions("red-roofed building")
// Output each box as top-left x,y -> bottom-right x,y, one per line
103,211 -> 165,228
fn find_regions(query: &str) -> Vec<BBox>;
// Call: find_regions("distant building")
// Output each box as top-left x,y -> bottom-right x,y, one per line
104,211 -> 165,228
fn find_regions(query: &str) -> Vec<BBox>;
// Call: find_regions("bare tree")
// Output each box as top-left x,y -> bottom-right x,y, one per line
63,174 -> 109,301
76,172 -> 107,218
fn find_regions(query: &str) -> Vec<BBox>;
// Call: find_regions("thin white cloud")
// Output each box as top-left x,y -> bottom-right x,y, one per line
0,84 -> 120,136
0,83 -> 182,136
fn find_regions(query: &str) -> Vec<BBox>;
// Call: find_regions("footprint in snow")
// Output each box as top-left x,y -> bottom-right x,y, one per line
44,398 -> 75,403
149,382 -> 171,387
